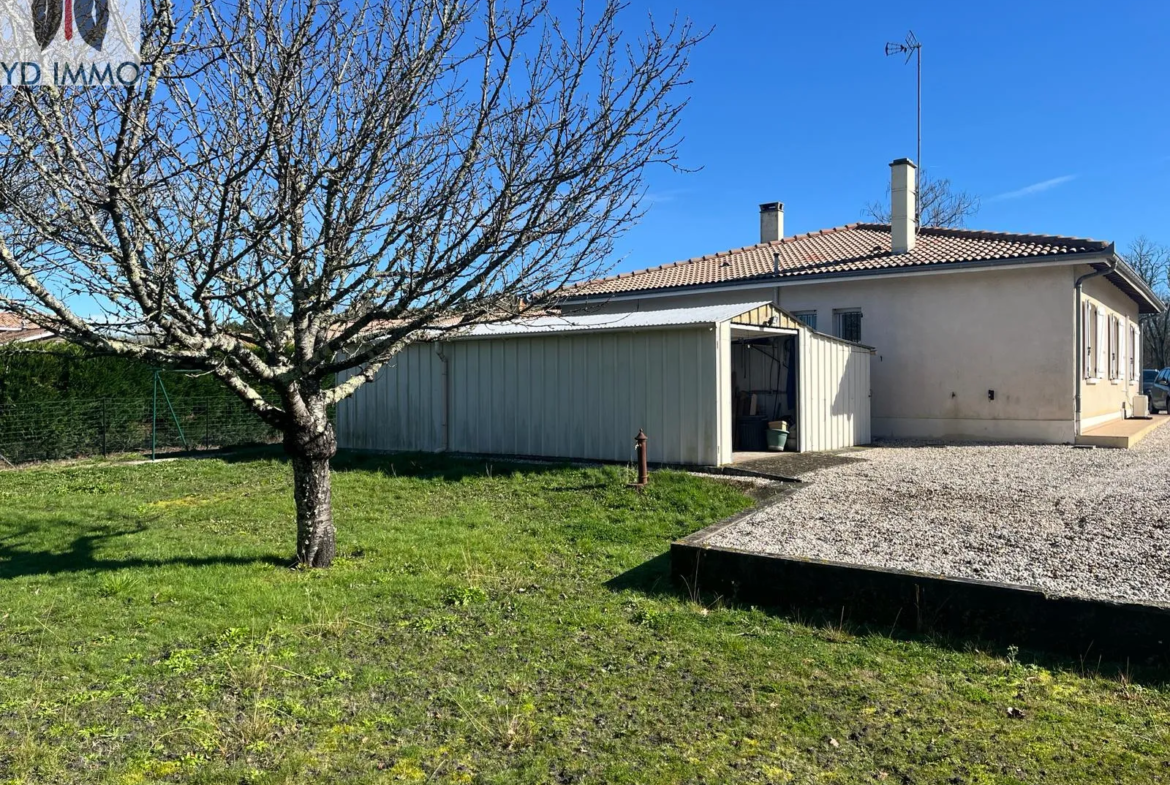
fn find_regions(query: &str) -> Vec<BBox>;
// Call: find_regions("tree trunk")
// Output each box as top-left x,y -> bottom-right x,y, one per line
284,412 -> 338,568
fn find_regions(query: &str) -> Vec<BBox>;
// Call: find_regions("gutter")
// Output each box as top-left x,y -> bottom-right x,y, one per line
1109,255 -> 1166,314
1074,247 -> 1117,438
567,248 -> 1165,316
565,249 -> 1118,306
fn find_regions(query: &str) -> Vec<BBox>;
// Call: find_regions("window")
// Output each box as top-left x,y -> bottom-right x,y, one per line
793,311 -> 817,330
833,309 -> 862,343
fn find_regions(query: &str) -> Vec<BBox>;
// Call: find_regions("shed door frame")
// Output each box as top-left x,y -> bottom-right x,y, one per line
721,323 -> 800,464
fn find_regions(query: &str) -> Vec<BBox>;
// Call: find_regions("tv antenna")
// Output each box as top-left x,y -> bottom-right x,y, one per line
885,30 -> 922,224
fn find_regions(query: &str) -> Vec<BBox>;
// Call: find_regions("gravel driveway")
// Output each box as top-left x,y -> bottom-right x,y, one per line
706,424 -> 1170,605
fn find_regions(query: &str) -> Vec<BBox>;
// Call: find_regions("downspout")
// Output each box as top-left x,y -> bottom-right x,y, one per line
435,343 -> 450,452
1074,247 -> 1117,438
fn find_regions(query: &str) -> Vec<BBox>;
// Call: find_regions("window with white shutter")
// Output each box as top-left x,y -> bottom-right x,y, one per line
1083,302 -> 1094,379
1095,307 -> 1105,380
1121,317 -> 1129,383
1132,324 -> 1141,381
1109,315 -> 1119,380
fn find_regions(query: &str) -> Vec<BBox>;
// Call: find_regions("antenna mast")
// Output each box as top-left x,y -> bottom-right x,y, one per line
885,30 -> 922,226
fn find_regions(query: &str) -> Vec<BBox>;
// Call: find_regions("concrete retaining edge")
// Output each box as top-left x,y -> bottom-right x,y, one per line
672,514 -> 1170,660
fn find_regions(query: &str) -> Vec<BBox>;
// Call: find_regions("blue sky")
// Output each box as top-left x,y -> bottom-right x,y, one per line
605,0 -> 1170,276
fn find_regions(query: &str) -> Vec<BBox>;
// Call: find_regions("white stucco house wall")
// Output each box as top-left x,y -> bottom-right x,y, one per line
562,159 -> 1163,444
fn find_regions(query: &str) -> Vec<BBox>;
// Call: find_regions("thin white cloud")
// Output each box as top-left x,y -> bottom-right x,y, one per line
641,188 -> 691,206
988,174 -> 1077,202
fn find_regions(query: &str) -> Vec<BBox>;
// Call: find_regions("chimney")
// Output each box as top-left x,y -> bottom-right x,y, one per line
889,158 -> 917,254
759,202 -> 783,243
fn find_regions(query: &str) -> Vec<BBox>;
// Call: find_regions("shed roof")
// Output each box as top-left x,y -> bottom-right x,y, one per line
461,301 -> 775,338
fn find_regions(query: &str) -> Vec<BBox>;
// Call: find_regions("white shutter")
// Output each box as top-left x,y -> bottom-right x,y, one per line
1095,307 -> 1105,379
1083,302 -> 1093,379
1134,324 -> 1142,382
1121,317 -> 1129,382
1107,315 -> 1113,379
1110,316 -> 1117,379
1116,317 -> 1123,380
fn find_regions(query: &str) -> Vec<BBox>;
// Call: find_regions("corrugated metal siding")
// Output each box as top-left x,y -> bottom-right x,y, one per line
335,306 -> 873,462
338,327 -> 723,465
335,343 -> 445,452
797,331 -> 872,451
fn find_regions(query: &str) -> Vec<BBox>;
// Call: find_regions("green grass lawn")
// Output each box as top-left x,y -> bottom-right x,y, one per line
1,451 -> 1169,784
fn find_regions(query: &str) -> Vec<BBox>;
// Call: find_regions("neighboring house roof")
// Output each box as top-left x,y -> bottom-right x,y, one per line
461,301 -> 775,338
567,223 -> 1164,314
0,313 -> 52,345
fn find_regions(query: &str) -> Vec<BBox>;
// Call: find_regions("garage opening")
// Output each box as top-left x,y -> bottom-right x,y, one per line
731,334 -> 798,455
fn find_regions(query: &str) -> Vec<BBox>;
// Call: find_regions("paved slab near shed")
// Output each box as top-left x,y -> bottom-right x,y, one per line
704,426 -> 1170,606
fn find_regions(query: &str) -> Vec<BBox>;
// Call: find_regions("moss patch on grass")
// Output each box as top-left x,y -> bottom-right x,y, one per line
0,451 -> 1168,783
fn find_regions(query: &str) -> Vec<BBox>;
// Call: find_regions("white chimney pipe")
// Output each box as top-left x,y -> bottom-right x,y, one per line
889,158 -> 917,254
759,202 -> 784,243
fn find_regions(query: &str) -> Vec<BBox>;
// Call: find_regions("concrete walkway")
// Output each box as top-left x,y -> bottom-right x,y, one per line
1076,413 -> 1170,448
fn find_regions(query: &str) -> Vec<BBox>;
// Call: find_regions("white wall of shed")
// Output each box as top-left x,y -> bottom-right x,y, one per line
337,327 -> 725,465
797,330 -> 872,451
335,343 -> 445,452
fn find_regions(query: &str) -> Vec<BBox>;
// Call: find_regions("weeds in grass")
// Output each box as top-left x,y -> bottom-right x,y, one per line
443,585 -> 488,607
97,571 -> 140,598
2,455 -> 1169,784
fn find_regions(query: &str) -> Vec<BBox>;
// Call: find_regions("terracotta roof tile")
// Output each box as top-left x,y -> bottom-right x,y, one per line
568,224 -> 1110,297
0,312 -> 30,329
0,312 -> 52,344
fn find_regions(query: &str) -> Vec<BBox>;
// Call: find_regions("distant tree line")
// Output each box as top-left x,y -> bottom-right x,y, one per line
1126,237 -> 1170,371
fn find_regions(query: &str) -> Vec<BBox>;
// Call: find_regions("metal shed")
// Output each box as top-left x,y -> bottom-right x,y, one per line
336,302 -> 872,465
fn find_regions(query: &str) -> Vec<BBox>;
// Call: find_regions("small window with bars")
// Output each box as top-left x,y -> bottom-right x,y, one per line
833,309 -> 862,343
793,311 -> 817,330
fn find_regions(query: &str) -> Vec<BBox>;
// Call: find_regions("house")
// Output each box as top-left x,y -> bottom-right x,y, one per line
561,159 -> 1164,443
0,313 -> 52,345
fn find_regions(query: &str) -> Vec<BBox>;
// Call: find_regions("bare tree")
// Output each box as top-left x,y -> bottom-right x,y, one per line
1124,237 -> 1170,369
0,0 -> 699,566
865,170 -> 980,228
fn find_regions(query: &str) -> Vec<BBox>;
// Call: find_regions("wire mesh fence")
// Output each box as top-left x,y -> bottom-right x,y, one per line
0,395 -> 280,465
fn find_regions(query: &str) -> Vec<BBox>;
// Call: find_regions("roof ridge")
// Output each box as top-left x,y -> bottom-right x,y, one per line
566,222 -> 1119,301
915,224 -> 1105,247
853,222 -> 1105,247
568,223 -> 864,291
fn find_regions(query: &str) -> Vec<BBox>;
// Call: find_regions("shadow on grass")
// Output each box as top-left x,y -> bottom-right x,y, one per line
216,447 -> 584,484
0,525 -> 288,580
605,552 -> 674,597
608,551 -> 1170,687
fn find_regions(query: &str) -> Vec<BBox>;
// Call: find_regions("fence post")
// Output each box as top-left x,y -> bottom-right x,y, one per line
151,370 -> 157,461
